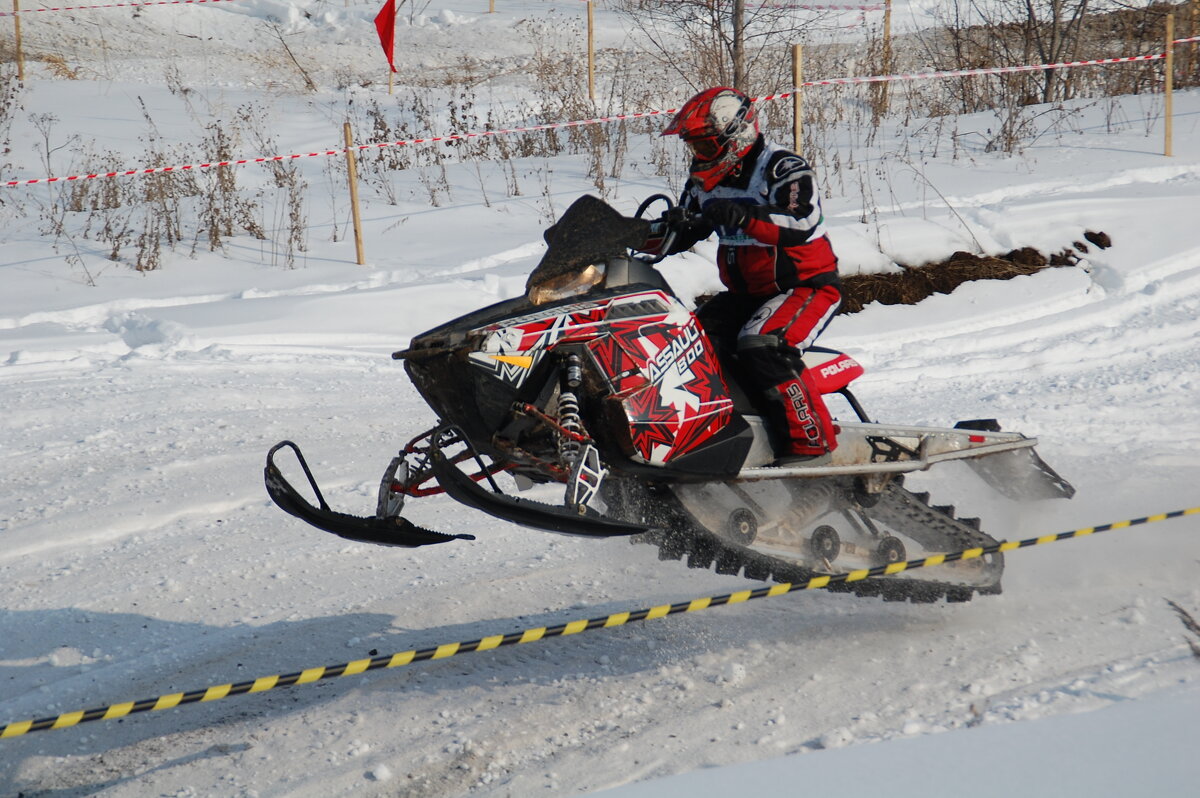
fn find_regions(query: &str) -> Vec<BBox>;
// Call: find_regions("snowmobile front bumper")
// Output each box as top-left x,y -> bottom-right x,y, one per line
265,441 -> 474,548
428,445 -> 654,538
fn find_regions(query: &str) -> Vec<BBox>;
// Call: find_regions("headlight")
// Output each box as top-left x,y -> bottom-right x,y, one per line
528,263 -> 606,305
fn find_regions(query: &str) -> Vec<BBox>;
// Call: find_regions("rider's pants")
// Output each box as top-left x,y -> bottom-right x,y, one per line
696,286 -> 841,457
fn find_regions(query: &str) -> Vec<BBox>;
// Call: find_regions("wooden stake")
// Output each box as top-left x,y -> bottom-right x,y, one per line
1165,13 -> 1174,157
13,0 -> 25,85
792,44 -> 803,157
587,0 -> 595,102
343,123 -> 366,266
878,0 -> 892,115
389,0 -> 395,97
882,0 -> 892,68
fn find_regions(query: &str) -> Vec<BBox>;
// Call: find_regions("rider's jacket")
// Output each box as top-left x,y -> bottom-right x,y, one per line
671,136 -> 839,298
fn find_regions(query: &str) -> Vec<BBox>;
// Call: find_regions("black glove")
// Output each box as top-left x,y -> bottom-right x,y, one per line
702,199 -> 748,229
662,205 -> 691,228
648,206 -> 689,239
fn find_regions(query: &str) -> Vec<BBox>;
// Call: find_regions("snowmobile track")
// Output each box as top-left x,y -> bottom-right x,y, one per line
632,480 -> 1001,604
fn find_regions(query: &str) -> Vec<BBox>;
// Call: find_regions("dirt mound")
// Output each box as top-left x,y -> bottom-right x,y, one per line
839,232 -> 1110,315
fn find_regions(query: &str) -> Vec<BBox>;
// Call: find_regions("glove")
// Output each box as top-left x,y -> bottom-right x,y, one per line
662,205 -> 691,228
702,199 -> 748,229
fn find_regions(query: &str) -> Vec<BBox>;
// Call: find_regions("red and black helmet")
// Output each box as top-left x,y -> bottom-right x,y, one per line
662,87 -> 760,191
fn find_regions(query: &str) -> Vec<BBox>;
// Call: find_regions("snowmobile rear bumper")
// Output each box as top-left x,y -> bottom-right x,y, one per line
265,441 -> 474,547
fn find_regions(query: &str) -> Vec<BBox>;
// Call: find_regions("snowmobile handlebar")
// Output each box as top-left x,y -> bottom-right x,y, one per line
634,193 -> 703,265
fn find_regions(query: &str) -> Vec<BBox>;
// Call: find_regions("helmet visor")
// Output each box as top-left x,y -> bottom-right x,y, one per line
684,135 -> 725,162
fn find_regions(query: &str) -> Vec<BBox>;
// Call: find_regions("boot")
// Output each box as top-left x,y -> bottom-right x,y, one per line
762,368 -> 838,461
738,338 -> 839,466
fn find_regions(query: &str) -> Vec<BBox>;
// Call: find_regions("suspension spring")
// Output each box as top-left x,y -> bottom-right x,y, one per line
557,389 -> 583,464
558,353 -> 585,465
787,480 -> 838,528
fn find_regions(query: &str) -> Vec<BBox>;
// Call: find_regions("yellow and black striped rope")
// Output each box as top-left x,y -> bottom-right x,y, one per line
3,505 -> 1196,739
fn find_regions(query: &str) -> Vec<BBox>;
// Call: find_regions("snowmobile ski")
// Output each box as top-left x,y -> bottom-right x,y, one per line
265,441 -> 473,547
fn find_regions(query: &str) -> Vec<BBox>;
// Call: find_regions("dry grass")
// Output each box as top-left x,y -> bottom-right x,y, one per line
1167,599 -> 1200,661
39,54 -> 79,81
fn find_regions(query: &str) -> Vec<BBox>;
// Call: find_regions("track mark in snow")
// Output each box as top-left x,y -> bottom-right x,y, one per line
415,240 -> 544,280
825,164 -> 1200,220
947,163 -> 1200,208
0,495 -> 262,562
970,648 -> 1189,727
0,293 -> 230,332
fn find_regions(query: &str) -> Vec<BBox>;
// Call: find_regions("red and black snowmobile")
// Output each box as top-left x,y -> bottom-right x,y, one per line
265,195 -> 1073,603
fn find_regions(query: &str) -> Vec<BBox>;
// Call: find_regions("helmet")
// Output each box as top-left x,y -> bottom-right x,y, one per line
662,87 -> 760,191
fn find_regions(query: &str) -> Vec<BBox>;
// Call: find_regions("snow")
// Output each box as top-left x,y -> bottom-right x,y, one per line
2,1 -> 1200,796
599,682 -> 1200,798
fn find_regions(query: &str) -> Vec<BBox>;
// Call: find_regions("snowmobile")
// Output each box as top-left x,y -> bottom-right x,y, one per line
265,195 -> 1074,603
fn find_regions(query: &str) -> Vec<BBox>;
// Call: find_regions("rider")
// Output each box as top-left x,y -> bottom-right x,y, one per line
649,86 -> 841,466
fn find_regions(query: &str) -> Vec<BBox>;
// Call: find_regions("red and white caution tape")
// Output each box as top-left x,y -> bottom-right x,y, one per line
4,42 -> 1195,188
781,51 -> 1168,90
758,3 -> 885,10
0,0 -> 234,15
2,109 -> 682,188
0,0 -> 881,11
4,148 -> 350,187
670,0 -> 884,8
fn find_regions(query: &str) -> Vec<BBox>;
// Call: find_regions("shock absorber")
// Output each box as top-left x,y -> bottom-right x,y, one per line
557,353 -> 584,465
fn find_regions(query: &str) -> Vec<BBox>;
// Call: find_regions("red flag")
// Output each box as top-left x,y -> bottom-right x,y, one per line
374,0 -> 397,73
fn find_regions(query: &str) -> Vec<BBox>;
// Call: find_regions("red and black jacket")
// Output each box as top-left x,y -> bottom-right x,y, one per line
669,136 -> 839,298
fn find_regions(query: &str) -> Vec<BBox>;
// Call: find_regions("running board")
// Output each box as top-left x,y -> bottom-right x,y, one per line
735,420 -> 1075,500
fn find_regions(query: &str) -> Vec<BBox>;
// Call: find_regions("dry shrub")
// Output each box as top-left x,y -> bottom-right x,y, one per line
39,54 -> 79,80
42,101 -> 294,273
1166,599 -> 1200,661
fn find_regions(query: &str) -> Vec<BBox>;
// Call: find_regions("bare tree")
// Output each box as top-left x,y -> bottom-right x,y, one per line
1021,0 -> 1093,103
932,1 -> 1096,105
733,0 -> 746,89
612,0 -> 812,94
921,1 -> 1187,107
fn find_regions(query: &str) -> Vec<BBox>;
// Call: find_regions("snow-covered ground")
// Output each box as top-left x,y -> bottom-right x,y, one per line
2,2 -> 1200,796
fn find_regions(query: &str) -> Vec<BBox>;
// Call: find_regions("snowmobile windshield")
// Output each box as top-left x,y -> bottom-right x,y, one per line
525,195 -> 652,304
